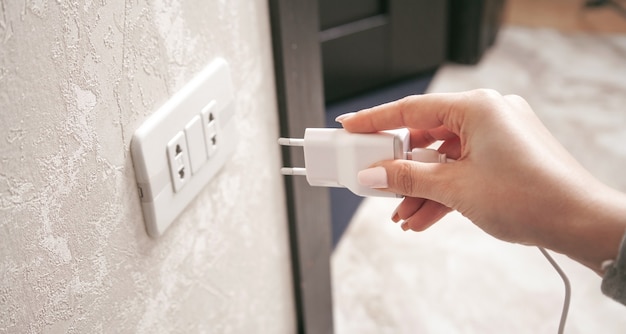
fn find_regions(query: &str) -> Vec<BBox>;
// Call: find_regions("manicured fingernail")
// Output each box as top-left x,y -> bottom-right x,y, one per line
335,112 -> 356,123
401,221 -> 410,231
391,208 -> 400,223
357,166 -> 388,188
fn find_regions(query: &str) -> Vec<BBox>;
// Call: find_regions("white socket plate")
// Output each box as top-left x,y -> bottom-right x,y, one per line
131,58 -> 237,237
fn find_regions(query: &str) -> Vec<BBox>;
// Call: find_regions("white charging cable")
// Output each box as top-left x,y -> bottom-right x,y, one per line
538,247 -> 571,334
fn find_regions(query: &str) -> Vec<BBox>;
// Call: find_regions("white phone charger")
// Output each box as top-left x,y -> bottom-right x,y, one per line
279,128 -> 452,197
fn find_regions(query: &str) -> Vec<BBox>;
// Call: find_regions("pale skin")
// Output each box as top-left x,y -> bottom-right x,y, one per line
337,89 -> 626,275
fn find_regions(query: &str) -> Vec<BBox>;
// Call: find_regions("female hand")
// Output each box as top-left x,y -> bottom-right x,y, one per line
338,89 -> 626,273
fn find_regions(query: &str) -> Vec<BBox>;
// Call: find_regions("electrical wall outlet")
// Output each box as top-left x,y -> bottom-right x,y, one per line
166,131 -> 191,192
131,58 -> 237,237
201,101 -> 219,158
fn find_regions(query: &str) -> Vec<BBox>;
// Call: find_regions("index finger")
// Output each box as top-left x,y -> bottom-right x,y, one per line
339,91 -> 482,134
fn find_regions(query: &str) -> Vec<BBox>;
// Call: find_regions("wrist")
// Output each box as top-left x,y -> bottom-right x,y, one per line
546,183 -> 626,274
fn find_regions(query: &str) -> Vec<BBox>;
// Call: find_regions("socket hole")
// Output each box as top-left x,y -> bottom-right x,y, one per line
209,112 -> 215,122
178,167 -> 185,179
175,144 -> 182,155
211,135 -> 217,146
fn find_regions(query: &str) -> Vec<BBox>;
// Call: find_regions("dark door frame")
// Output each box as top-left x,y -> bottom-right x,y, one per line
268,1 -> 334,333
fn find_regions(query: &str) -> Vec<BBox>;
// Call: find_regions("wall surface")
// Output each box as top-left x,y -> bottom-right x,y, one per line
0,0 -> 295,333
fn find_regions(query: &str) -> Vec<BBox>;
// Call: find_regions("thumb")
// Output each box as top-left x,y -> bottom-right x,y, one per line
357,160 -> 450,201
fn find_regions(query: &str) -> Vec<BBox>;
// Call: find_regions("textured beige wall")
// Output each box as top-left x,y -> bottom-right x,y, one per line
0,0 -> 295,332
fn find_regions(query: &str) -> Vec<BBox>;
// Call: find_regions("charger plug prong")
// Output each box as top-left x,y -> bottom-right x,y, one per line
281,167 -> 306,176
278,138 -> 304,146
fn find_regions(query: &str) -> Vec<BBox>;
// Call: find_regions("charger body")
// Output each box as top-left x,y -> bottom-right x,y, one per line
302,128 -> 410,197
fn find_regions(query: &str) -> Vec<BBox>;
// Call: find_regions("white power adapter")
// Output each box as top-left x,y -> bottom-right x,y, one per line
279,128 -> 451,197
